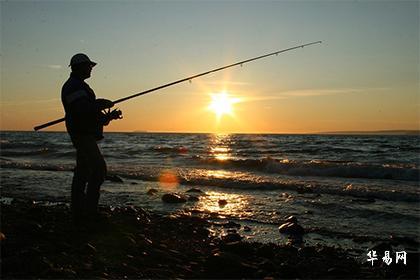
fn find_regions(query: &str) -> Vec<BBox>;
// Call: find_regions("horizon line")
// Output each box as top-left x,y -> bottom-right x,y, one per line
1,129 -> 419,135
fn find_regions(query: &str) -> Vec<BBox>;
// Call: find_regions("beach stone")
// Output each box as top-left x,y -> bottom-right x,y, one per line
284,215 -> 298,224
84,243 -> 97,254
188,196 -> 199,202
278,222 -> 304,236
218,199 -> 228,207
297,185 -> 313,194
147,188 -> 159,195
243,226 -> 252,232
186,188 -> 204,194
221,232 -> 243,243
161,193 -> 187,203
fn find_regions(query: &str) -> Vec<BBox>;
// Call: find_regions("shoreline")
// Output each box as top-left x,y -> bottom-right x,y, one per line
1,198 -> 419,279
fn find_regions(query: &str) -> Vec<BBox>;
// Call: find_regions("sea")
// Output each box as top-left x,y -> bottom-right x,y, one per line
1,131 -> 419,253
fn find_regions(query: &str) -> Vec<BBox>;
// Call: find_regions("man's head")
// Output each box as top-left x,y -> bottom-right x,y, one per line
69,53 -> 97,80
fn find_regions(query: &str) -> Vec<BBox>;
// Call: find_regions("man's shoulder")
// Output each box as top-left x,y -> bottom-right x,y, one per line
62,76 -> 85,95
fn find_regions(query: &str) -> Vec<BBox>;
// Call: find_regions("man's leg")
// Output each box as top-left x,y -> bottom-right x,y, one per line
71,148 -> 89,222
84,138 -> 107,216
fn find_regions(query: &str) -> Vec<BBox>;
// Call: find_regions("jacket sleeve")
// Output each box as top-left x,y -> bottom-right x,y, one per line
64,89 -> 100,130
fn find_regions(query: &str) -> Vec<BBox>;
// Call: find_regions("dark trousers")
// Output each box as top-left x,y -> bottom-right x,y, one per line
70,134 -> 106,219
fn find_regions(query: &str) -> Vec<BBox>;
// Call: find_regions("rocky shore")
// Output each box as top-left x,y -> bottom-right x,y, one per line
1,199 -> 419,279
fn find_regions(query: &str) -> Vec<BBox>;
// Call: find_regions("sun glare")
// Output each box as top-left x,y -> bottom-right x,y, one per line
208,92 -> 240,119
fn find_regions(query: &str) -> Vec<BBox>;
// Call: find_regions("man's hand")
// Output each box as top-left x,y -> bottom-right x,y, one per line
100,108 -> 123,126
96,98 -> 114,110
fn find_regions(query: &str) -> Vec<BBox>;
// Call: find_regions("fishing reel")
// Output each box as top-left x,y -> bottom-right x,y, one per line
101,108 -> 123,126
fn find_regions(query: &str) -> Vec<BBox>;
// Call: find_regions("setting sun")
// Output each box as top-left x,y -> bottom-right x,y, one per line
208,92 -> 241,119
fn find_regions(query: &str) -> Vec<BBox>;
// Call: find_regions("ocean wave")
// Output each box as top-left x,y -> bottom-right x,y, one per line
1,160 -> 419,202
195,157 -> 420,181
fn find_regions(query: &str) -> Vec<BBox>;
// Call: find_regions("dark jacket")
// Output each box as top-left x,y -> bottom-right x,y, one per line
61,73 -> 100,136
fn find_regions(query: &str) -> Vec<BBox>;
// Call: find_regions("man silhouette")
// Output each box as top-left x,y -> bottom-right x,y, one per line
61,53 -> 121,222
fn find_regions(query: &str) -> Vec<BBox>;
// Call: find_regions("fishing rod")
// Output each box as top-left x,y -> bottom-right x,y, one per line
34,41 -> 322,131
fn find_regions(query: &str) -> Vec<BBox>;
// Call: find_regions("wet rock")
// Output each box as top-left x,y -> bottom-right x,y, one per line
297,185 -> 314,194
304,210 -> 313,215
218,199 -> 228,207
286,235 -> 303,246
161,193 -> 187,203
186,188 -> 204,194
147,188 -> 159,195
106,174 -> 124,183
284,215 -> 298,224
188,196 -> 199,202
221,232 -> 243,243
278,222 -> 304,236
84,243 -> 97,254
243,226 -> 252,232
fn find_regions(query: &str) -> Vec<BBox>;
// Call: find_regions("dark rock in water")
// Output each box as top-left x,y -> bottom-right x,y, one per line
243,226 -> 252,232
218,199 -> 228,207
161,193 -> 187,203
221,232 -> 243,243
297,185 -> 314,194
106,174 -> 124,183
186,188 -> 205,194
147,188 -> 159,195
188,196 -> 199,202
284,215 -> 298,224
304,210 -> 313,215
278,222 -> 304,236
130,182 -> 138,185
286,235 -> 303,246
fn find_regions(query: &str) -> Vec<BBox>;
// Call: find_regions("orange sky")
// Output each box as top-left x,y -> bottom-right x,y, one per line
1,1 -> 419,133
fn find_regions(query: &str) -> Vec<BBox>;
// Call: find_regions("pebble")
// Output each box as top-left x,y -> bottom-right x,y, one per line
147,189 -> 159,195
162,193 -> 187,203
278,222 -> 304,236
188,196 -> 199,202
218,199 -> 228,207
186,188 -> 205,194
243,226 -> 252,232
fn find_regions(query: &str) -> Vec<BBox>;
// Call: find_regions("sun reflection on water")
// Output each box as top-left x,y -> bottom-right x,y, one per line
208,134 -> 234,161
192,191 -> 250,217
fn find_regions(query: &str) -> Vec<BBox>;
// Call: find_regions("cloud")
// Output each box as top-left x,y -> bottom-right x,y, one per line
45,64 -> 63,70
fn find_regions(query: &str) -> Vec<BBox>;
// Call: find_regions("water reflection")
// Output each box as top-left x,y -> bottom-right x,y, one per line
208,134 -> 234,161
192,191 -> 250,218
